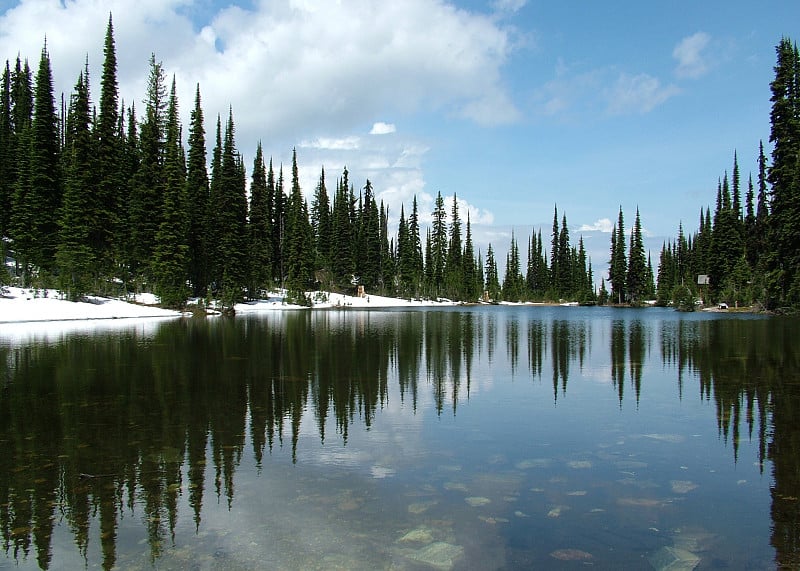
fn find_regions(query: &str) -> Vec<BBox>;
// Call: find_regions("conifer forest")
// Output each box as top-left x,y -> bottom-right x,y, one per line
1,19 -> 799,311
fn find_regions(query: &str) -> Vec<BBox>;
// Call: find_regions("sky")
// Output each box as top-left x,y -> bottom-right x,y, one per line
1,0 -> 798,283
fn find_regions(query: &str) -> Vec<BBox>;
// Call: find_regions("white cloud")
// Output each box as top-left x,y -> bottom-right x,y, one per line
0,0 -> 520,144
579,218 -> 614,233
491,0 -> 527,14
299,136 -> 361,151
0,0 -> 515,242
605,73 -> 681,115
370,122 -> 396,135
673,32 -> 711,79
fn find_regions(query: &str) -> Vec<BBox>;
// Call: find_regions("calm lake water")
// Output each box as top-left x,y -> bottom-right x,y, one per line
0,306 -> 798,570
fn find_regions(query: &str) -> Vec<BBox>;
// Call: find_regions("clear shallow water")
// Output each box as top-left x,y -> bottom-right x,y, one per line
0,306 -> 796,570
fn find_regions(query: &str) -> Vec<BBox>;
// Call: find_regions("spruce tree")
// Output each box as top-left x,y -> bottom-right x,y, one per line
409,196 -> 423,295
609,207 -> 626,303
185,85 -> 209,296
0,62 -> 12,242
355,179 -> 380,289
379,201 -> 393,292
284,148 -> 314,294
216,110 -> 248,304
556,214 -> 571,297
767,38 -> 800,303
310,166 -> 332,276
248,142 -> 271,297
130,54 -> 166,282
484,243 -> 500,301
430,191 -> 447,296
115,103 -> 138,283
549,206 -> 559,293
397,204 -> 412,295
463,212 -> 479,301
502,231 -> 523,301
754,141 -> 770,275
206,115 -> 223,291
445,194 -> 462,299
626,208 -> 647,304
57,69 -> 95,300
27,43 -> 61,276
151,78 -> 189,307
94,14 -> 121,277
330,167 -> 353,288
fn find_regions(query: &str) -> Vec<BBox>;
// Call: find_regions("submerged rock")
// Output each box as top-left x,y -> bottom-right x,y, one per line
402,542 -> 464,570
443,482 -> 469,492
408,500 -> 438,515
549,548 -> 593,561
670,480 -> 698,494
398,527 -> 435,545
567,460 -> 593,469
515,458 -> 551,470
464,496 -> 491,507
647,546 -> 700,570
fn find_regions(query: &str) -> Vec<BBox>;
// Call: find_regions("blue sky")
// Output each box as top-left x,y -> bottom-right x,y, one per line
0,0 -> 797,280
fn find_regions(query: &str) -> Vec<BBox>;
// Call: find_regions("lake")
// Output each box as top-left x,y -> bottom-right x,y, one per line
0,305 -> 797,570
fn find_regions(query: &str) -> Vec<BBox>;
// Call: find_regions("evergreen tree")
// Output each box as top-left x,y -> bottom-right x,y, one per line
754,141 -> 770,275
27,43 -> 61,275
575,236 -> 593,301
462,212 -> 479,301
484,243 -> 500,301
597,278 -> 609,305
767,38 -> 800,303
409,196 -> 423,295
116,103 -> 138,281
310,166 -> 332,276
206,115 -> 223,290
379,201 -> 392,292
284,148 -> 314,293
57,68 -> 95,300
709,172 -> 745,300
185,85 -> 209,296
549,206 -> 559,293
130,54 -> 167,282
609,207 -> 626,303
94,14 -> 121,277
0,62 -> 12,242
330,167 -> 353,288
397,204 -> 412,295
215,111 -> 248,304
556,214 -> 571,297
151,78 -> 189,307
502,231 -> 524,301
430,191 -> 447,296
271,163 -> 287,287
248,142 -> 271,297
626,208 -> 648,304
445,194 -> 462,299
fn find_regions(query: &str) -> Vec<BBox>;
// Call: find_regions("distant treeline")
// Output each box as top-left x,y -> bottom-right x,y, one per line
0,19 -> 797,309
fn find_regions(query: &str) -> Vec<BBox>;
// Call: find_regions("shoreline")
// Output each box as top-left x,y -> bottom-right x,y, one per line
1,285 -> 764,326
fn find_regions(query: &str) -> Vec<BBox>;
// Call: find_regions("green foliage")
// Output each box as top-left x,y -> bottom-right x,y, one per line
151,79 -> 189,309
626,208 -> 648,303
672,284 -> 697,312
186,85 -> 210,297
248,142 -> 271,297
609,208 -> 626,304
6,29 -> 800,312
57,68 -> 96,301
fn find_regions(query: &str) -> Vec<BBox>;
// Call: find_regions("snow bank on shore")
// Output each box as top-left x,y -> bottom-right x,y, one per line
0,287 -> 182,324
234,291 -> 456,312
0,286 -> 458,325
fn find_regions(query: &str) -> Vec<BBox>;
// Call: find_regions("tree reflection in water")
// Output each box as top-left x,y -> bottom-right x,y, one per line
0,308 -> 798,568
